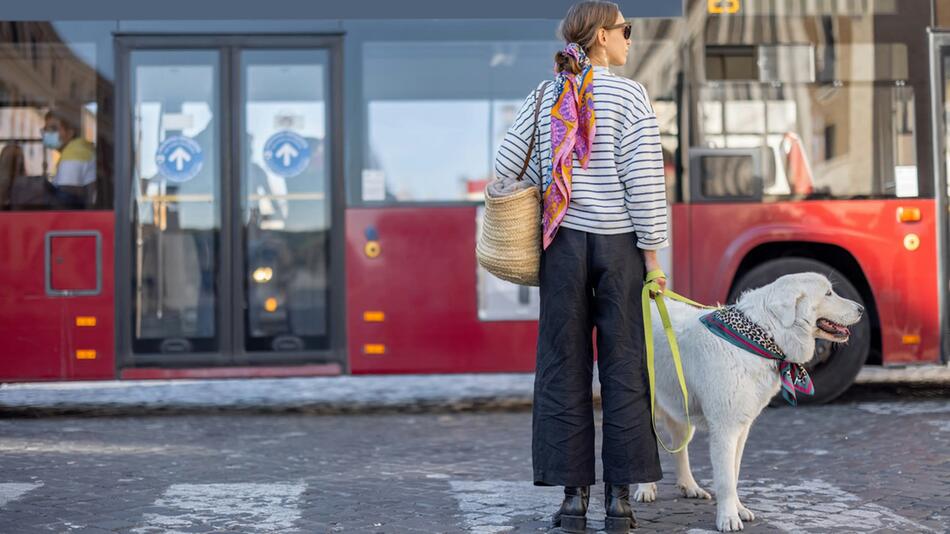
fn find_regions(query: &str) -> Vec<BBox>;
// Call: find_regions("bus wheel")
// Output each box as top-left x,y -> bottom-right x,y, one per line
727,258 -> 871,404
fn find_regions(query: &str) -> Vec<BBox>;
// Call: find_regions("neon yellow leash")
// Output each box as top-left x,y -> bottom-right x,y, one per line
641,269 -> 720,453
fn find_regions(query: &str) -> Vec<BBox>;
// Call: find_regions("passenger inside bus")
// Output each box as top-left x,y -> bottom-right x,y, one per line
0,143 -> 26,209
43,108 -> 96,209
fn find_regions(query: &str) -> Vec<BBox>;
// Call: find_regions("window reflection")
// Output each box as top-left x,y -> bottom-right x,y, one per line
697,83 -> 917,199
367,99 -> 489,201
362,41 -> 559,203
131,51 -> 219,353
615,18 -> 684,202
242,50 -> 330,352
945,53 -> 950,198
695,0 -> 927,200
0,22 -> 112,210
360,20 -> 687,204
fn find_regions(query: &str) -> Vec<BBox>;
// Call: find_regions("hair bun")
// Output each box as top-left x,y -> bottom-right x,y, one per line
554,49 -> 583,75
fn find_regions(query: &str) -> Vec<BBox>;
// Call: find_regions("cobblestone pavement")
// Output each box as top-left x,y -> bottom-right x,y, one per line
0,388 -> 948,533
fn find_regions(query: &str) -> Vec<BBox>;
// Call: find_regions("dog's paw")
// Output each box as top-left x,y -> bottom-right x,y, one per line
676,480 -> 712,500
737,503 -> 755,522
633,482 -> 657,503
716,513 -> 744,532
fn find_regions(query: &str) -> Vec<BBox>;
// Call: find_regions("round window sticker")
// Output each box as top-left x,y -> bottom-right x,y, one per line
155,135 -> 204,183
263,131 -> 311,178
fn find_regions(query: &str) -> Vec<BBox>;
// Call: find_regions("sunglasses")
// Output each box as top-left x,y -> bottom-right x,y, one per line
604,22 -> 632,40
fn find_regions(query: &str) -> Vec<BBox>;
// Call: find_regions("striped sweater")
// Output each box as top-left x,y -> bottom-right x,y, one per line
493,66 -> 669,250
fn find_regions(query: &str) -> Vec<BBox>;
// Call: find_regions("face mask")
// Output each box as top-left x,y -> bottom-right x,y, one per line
42,131 -> 61,149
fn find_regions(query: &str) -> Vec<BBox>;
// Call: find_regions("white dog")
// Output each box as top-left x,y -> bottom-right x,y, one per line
633,272 -> 863,532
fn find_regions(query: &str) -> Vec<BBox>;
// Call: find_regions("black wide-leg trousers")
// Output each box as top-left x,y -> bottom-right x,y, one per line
532,227 -> 662,487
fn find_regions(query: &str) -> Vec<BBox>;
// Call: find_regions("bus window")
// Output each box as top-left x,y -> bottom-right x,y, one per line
692,0 -> 929,200
696,82 -> 917,199
0,22 -> 113,211
356,18 -> 685,205
616,18 -> 685,202
693,149 -> 761,200
360,34 -> 558,204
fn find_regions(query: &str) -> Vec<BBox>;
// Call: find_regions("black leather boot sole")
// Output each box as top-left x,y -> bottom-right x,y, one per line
557,513 -> 587,533
604,515 -> 633,533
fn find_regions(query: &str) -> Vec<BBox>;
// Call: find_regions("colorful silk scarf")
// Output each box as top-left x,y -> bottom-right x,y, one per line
699,306 -> 815,406
543,43 -> 596,250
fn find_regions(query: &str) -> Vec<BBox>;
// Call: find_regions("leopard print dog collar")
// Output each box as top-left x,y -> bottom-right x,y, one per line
700,306 -> 815,406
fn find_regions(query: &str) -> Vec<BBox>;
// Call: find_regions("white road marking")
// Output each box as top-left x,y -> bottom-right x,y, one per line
733,478 -> 937,532
0,482 -> 42,507
449,480 -> 609,533
927,420 -> 950,432
131,482 -> 306,534
451,478 -> 935,532
855,401 -> 950,416
0,438 -> 209,456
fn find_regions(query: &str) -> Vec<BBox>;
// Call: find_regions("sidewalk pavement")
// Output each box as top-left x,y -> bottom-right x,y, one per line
0,364 -> 947,417
0,374 -> 537,417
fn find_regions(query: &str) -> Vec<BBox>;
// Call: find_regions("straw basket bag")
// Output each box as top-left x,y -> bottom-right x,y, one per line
476,82 -> 549,286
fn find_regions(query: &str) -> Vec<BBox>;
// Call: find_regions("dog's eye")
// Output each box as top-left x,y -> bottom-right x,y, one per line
825,290 -> 832,297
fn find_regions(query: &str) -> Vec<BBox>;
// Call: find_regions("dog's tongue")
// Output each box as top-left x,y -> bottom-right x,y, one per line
831,322 -> 850,337
820,319 -> 850,337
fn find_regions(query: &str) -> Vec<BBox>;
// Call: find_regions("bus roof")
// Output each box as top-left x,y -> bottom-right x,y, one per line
3,0 -> 684,21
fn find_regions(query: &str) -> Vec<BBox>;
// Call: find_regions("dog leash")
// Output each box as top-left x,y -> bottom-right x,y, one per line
641,269 -> 720,453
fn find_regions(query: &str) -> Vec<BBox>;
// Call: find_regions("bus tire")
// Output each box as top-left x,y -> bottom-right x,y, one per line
728,257 -> 870,405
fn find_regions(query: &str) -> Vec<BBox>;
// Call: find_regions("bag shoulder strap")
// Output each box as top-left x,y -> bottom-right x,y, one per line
515,81 -> 550,182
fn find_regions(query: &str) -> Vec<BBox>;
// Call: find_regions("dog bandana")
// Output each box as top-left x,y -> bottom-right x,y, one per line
543,42 -> 596,250
699,306 -> 814,406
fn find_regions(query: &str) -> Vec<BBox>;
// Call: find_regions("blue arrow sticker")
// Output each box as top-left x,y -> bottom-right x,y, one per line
262,131 -> 311,178
155,135 -> 204,183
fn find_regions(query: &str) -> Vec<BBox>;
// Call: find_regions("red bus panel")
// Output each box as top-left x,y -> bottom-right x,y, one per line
673,199 -> 939,366
346,207 -> 537,374
0,211 -> 115,381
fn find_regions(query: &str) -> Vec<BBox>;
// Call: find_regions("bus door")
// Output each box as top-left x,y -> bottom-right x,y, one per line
931,30 -> 950,363
115,36 -> 345,371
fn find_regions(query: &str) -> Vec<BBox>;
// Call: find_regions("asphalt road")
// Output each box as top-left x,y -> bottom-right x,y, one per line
0,384 -> 947,533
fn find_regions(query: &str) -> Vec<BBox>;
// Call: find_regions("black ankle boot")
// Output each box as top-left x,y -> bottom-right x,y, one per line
551,485 -> 589,533
604,484 -> 637,533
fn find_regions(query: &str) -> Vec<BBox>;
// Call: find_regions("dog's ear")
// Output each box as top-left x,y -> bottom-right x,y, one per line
769,283 -> 806,329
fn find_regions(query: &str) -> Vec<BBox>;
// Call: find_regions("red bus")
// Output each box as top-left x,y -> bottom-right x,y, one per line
0,1 -> 947,403
661,0 -> 949,402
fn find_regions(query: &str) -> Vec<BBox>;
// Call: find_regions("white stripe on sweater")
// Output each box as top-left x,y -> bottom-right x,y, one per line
493,66 -> 669,250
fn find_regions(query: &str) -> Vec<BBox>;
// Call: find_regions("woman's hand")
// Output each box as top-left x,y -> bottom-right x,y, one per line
642,249 -> 666,298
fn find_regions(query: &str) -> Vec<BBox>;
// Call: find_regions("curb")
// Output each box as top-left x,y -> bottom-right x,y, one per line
0,374 -> 539,417
1,366 -> 946,417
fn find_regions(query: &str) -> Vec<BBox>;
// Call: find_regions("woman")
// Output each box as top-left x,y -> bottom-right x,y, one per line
493,2 -> 668,532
